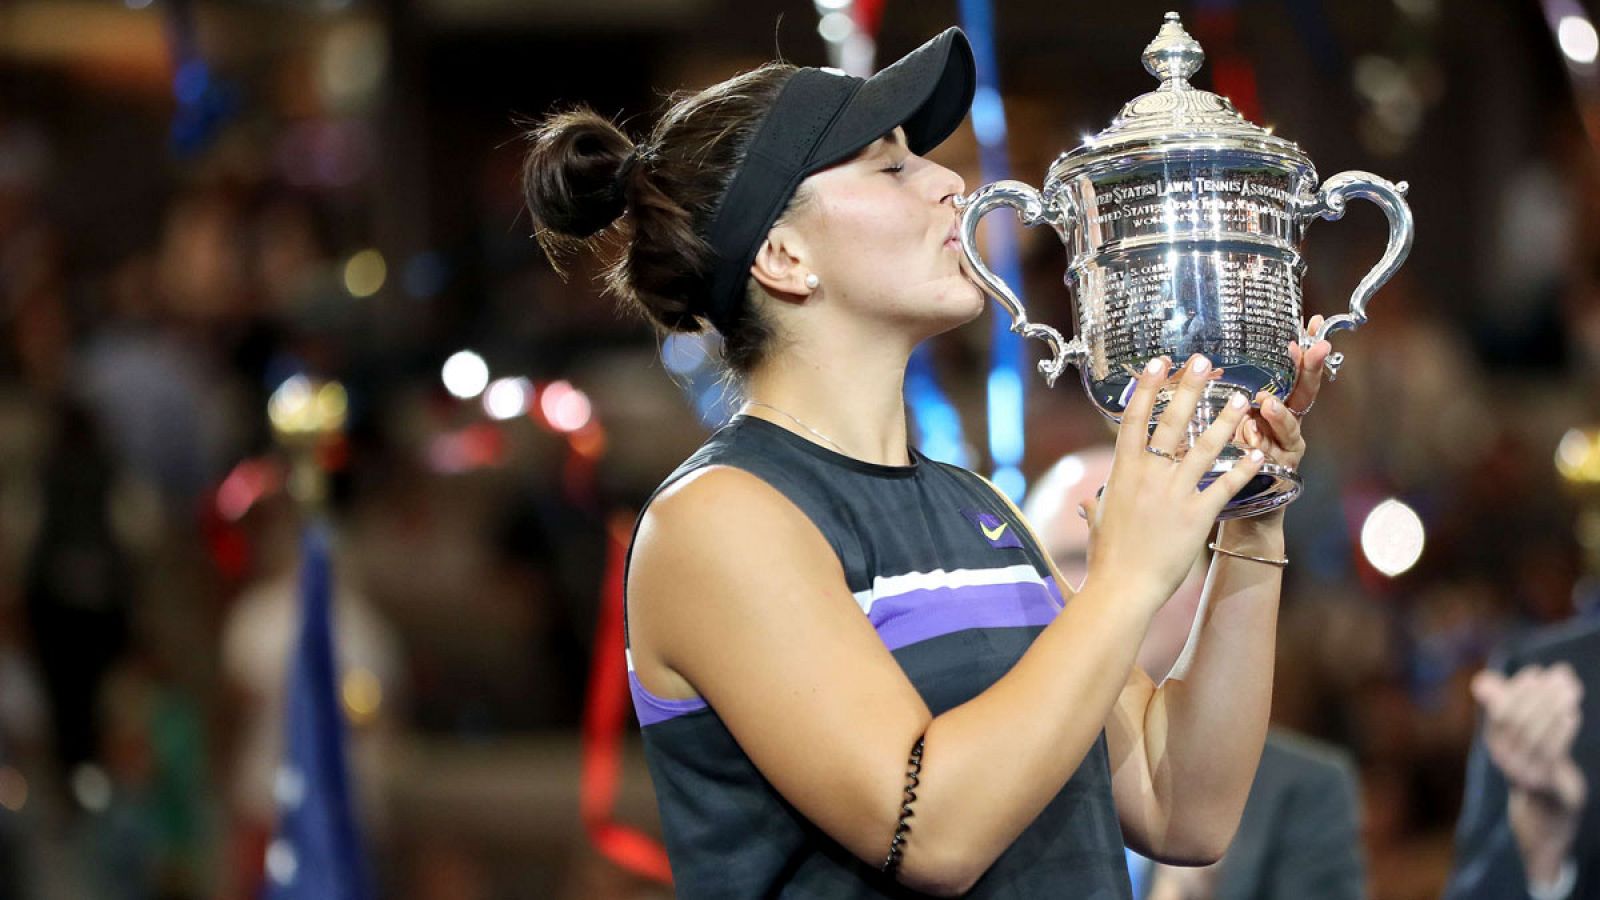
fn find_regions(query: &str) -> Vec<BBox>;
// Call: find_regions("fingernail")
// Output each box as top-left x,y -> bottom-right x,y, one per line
1229,393 -> 1247,409
1076,503 -> 1088,520
1145,357 -> 1164,374
1264,396 -> 1278,413
1191,355 -> 1211,375
1249,449 -> 1264,462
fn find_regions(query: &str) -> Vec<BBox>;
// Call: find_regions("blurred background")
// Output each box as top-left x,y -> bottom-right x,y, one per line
0,0 -> 1598,897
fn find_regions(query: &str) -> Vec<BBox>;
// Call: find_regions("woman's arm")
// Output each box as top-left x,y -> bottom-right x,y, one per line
628,356 -> 1261,895
1105,513 -> 1284,863
1104,328 -> 1331,863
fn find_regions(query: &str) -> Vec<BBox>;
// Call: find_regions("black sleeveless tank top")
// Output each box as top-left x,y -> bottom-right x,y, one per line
625,415 -> 1132,898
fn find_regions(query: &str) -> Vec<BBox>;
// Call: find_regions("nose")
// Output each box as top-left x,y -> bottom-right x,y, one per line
940,178 -> 967,207
925,160 -> 966,205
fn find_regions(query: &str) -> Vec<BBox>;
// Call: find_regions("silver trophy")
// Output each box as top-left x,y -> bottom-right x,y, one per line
957,11 -> 1413,518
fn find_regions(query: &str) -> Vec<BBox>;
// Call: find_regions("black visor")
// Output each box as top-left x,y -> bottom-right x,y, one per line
702,27 -> 976,327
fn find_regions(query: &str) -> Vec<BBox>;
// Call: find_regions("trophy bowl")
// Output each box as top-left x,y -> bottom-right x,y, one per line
958,11 -> 1414,518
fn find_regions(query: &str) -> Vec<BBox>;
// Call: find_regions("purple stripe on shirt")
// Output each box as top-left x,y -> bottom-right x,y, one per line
631,573 -> 1065,724
629,669 -> 709,727
868,577 -> 1063,651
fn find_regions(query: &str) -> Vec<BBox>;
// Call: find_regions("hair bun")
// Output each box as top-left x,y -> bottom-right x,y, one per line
522,108 -> 634,242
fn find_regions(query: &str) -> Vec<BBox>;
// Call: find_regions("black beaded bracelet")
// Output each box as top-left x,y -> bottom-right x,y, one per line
881,736 -> 925,874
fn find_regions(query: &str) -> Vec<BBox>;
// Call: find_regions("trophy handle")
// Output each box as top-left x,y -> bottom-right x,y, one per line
955,181 -> 1086,387
1297,171 -> 1414,381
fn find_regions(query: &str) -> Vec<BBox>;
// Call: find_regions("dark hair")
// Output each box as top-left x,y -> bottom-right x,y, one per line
521,64 -> 799,375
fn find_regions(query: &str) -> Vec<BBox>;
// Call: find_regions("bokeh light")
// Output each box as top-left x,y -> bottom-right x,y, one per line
441,351 -> 489,399
265,839 -> 298,887
341,668 -> 383,726
483,377 -> 532,421
343,248 -> 386,297
662,332 -> 710,375
817,12 -> 853,42
1559,15 -> 1599,64
0,767 -> 28,813
1360,498 -> 1426,577
216,458 -> 283,522
70,764 -> 111,813
269,377 -> 348,438
1556,427 -> 1600,484
540,380 -> 593,433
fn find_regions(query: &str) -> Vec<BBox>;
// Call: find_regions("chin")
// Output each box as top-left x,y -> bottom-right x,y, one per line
947,278 -> 988,325
915,280 -> 988,338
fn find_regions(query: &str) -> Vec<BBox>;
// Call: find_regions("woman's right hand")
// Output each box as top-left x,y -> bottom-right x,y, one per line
1077,354 -> 1263,612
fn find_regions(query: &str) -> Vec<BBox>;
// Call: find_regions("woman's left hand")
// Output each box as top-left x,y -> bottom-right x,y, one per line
1238,314 -> 1333,473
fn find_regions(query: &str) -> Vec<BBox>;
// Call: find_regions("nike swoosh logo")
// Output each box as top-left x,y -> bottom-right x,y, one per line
981,521 -> 1008,541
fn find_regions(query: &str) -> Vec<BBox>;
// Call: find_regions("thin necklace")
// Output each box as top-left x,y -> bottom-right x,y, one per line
744,400 -> 851,456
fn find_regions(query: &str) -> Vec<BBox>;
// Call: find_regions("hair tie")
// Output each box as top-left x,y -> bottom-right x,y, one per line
610,150 -> 641,208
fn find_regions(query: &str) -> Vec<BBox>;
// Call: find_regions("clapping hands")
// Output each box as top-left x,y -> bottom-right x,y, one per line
1471,662 -> 1588,883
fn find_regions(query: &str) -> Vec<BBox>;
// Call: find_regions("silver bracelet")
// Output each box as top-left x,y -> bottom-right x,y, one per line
1208,541 -> 1289,569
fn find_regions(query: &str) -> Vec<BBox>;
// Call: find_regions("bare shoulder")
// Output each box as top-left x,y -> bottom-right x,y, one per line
632,464 -> 837,596
640,463 -> 820,549
627,464 -> 847,690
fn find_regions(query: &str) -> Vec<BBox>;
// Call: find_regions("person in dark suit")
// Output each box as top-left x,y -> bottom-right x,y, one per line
1444,616 -> 1597,900
1025,448 -> 1365,900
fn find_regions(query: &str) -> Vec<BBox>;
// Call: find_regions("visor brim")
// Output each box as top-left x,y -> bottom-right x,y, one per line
812,27 -> 976,170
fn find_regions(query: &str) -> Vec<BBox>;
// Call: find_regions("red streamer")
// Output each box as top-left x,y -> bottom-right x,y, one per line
579,513 -> 672,883
852,0 -> 886,38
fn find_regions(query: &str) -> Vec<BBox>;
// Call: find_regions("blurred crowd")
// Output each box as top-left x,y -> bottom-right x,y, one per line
0,1 -> 1598,898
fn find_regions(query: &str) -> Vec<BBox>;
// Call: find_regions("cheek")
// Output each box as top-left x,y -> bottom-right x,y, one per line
815,192 -> 923,255
814,214 -> 921,287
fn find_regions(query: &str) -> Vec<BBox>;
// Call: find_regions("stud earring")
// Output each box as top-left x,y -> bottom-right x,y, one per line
804,273 -> 820,290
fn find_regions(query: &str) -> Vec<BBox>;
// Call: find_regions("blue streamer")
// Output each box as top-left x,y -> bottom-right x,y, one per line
958,0 -> 1028,500
163,0 -> 239,158
907,344 -> 970,467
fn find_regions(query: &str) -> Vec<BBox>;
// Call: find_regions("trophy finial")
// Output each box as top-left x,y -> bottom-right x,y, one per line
1142,11 -> 1205,89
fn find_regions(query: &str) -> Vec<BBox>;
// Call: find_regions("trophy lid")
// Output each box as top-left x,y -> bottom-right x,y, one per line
1057,12 -> 1308,173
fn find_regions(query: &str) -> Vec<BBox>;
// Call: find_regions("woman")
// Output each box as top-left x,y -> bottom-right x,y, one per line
523,27 -> 1331,898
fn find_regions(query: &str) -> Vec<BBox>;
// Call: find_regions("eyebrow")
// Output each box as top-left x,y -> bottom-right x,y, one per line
858,129 -> 906,161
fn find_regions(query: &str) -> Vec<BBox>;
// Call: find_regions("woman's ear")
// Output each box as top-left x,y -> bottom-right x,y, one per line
750,226 -> 816,302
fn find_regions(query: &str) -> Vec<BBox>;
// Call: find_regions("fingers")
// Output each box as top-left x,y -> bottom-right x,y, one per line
1552,662 -> 1584,703
1284,313 -> 1332,414
1237,414 -> 1265,450
1197,446 -> 1265,511
1253,391 -> 1305,458
1179,390 -> 1253,483
1522,666 -> 1585,756
1478,664 -> 1588,791
1078,493 -> 1100,524
1471,670 -> 1507,707
1521,705 -> 1580,767
1115,357 -> 1171,463
1148,354 -> 1220,453
1503,677 -> 1564,761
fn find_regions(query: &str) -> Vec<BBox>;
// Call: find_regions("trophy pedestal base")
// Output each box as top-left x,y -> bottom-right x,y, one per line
1199,444 -> 1302,519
